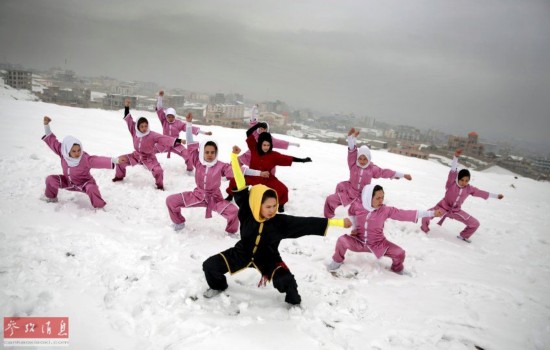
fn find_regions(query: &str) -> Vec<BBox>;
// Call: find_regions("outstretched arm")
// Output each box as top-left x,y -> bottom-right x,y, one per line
243,167 -> 270,178
416,209 -> 443,221
393,172 -> 412,181
292,156 -> 312,163
328,218 -> 352,228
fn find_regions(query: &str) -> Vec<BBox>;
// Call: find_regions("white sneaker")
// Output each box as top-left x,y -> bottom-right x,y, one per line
186,170 -> 194,176
173,222 -> 186,231
203,288 -> 222,298
327,260 -> 342,271
41,196 -> 58,203
457,236 -> 472,243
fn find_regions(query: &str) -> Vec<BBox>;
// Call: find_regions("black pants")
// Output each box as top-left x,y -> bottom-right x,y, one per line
202,254 -> 301,305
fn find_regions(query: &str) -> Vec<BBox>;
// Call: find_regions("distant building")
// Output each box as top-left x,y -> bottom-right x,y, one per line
368,140 -> 388,149
54,70 -> 76,83
532,158 -> 550,174
205,104 -> 244,119
39,86 -> 91,108
425,129 -> 447,145
225,93 -> 244,104
112,83 -> 136,96
481,142 -> 499,155
204,114 -> 246,129
164,95 -> 185,109
384,129 -> 397,139
448,131 -> 484,156
363,128 -> 384,138
103,94 -> 136,110
260,100 -> 289,114
259,111 -> 287,128
4,70 -> 32,90
187,92 -> 210,103
136,97 -> 156,111
211,93 -> 226,104
389,146 -> 428,159
362,116 -> 376,128
182,106 -> 206,119
395,126 -> 422,142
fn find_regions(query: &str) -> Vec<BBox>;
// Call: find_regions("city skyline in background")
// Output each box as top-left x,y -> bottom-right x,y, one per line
1,0 -> 549,152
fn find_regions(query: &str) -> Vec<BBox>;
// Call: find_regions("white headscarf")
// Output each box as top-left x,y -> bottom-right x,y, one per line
165,108 -> 177,123
61,136 -> 83,167
356,145 -> 372,169
361,183 -> 378,212
135,122 -> 150,138
199,139 -> 218,167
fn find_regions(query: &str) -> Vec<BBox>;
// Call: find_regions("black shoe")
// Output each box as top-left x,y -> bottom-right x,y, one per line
112,177 -> 123,182
225,194 -> 233,202
156,185 -> 164,191
278,205 -> 285,213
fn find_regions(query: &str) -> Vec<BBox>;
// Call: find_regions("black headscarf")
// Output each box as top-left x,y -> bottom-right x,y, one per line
257,132 -> 273,155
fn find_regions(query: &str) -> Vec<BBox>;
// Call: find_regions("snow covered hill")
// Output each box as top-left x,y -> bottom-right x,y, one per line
0,95 -> 549,349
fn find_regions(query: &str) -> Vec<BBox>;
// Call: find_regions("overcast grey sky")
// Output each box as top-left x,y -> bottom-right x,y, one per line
1,0 -> 549,148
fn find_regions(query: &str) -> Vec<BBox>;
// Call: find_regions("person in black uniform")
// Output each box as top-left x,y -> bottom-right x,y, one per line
202,146 -> 351,306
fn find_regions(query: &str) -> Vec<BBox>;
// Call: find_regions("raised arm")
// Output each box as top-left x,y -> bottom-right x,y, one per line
347,128 -> 360,168
156,90 -> 166,123
246,122 -> 267,137
451,148 -> 462,172
250,104 -> 258,125
231,146 -> 246,191
124,98 -> 130,119
43,116 -> 52,136
347,128 -> 359,150
42,116 -> 62,156
185,113 -> 194,144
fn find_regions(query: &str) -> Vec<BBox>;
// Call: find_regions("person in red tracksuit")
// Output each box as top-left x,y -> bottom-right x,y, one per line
240,122 -> 312,213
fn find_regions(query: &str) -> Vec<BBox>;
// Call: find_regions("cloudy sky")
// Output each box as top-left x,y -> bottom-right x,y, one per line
1,0 -> 549,148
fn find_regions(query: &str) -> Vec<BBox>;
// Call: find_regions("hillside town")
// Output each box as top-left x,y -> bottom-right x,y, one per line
2,63 -> 548,181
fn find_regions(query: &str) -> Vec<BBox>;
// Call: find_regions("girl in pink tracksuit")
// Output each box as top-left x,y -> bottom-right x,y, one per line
155,90 -> 212,172
421,149 -> 503,243
113,99 -> 185,190
328,183 -> 442,274
165,117 -> 239,235
42,116 -> 124,209
324,128 -> 412,218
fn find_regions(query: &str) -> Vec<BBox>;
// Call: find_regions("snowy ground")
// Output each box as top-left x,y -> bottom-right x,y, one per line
0,93 -> 549,349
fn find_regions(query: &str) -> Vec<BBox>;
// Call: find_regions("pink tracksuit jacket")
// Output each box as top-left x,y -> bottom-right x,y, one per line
324,137 -> 403,218
165,142 -> 239,233
43,132 -> 113,208
422,156 -> 495,240
114,114 -> 178,188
